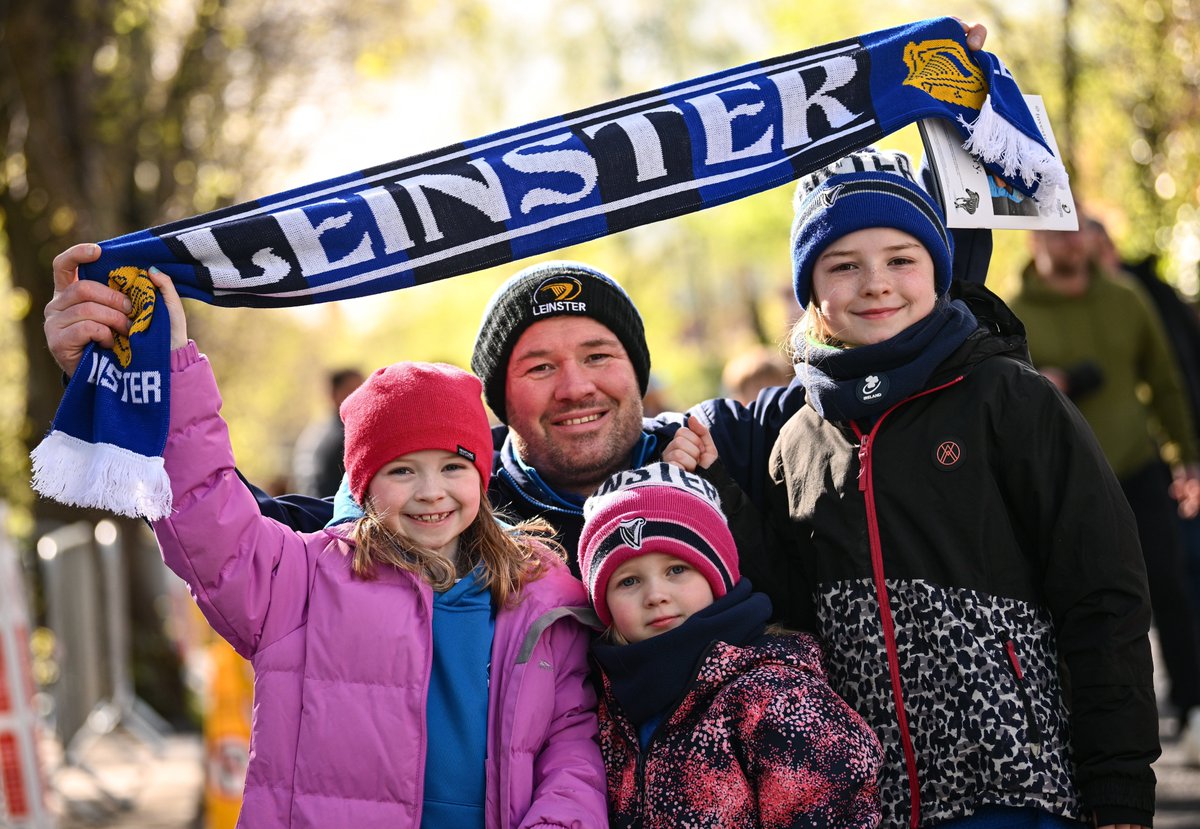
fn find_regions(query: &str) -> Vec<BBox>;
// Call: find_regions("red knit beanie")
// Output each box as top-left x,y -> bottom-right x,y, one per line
578,463 -> 740,627
339,362 -> 493,503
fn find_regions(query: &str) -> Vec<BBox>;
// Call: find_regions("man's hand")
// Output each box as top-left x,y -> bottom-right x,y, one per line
1169,462 -> 1200,519
662,415 -> 718,472
44,244 -> 132,376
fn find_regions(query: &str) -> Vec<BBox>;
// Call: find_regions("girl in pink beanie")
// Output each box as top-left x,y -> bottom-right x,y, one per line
140,269 -> 606,829
578,461 -> 882,829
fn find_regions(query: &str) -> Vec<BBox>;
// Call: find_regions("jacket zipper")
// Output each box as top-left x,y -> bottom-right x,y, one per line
1004,639 -> 1043,755
852,375 -> 963,829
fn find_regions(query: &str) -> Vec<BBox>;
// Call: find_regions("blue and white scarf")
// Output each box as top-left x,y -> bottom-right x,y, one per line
31,16 -> 1066,520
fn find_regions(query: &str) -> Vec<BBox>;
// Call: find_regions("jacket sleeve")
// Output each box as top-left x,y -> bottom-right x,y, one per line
238,471 -> 336,531
994,363 -> 1158,822
738,663 -> 883,829
519,609 -> 607,829
694,459 -> 816,630
152,343 -> 319,659
696,379 -> 806,510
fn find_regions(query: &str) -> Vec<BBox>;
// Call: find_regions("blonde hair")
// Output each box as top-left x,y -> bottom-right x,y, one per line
784,304 -> 848,382
348,492 -> 563,608
601,625 -> 630,646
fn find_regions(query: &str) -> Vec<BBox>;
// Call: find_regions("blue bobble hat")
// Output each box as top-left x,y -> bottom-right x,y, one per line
789,148 -> 953,307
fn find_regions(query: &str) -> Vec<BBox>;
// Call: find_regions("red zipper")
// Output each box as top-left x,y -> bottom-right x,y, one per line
852,375 -> 963,829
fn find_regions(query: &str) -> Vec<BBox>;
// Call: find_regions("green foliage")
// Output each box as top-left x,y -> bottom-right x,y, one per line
0,224 -> 33,533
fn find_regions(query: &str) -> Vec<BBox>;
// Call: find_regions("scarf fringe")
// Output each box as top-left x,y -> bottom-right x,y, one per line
958,97 -> 1069,213
31,431 -> 172,521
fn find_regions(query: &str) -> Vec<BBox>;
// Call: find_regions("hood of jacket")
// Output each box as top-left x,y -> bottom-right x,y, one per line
929,280 -> 1032,386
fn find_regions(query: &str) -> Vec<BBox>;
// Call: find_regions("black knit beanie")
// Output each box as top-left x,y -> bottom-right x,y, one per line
471,261 -> 651,423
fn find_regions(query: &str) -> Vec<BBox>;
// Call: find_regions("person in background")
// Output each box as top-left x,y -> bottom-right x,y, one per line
722,345 -> 793,405
578,461 -> 882,829
291,367 -> 364,497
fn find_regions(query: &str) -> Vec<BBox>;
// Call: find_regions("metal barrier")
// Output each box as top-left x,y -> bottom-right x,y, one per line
36,519 -> 171,822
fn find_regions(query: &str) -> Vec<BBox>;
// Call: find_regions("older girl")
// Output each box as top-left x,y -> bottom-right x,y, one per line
668,149 -> 1158,829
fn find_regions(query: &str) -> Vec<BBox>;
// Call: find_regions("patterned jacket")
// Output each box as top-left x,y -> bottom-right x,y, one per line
763,285 -> 1158,828
597,632 -> 883,829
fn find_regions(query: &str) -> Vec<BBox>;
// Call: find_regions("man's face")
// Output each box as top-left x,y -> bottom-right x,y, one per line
1031,229 -> 1090,278
505,316 -> 644,496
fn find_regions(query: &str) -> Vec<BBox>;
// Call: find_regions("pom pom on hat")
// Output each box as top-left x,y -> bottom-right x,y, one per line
578,462 -> 740,627
339,362 -> 493,503
470,261 -> 650,422
790,148 -> 953,307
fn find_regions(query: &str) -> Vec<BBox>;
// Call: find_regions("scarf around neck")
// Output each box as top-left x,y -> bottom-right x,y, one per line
591,578 -> 770,726
30,16 -> 1065,520
797,298 -> 978,423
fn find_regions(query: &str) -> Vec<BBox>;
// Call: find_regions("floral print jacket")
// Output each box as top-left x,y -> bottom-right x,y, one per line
597,632 -> 883,829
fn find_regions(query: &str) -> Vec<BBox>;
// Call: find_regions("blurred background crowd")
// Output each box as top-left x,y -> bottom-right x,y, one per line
1,0 -> 1199,826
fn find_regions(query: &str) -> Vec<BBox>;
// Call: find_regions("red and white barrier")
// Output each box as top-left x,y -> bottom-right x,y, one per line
0,509 -> 55,828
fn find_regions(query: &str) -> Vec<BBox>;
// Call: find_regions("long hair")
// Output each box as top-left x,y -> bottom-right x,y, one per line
347,490 -> 563,609
784,304 -> 846,386
788,303 -> 842,356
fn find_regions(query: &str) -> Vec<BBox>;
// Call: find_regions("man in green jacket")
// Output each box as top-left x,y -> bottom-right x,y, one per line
1010,221 -> 1200,762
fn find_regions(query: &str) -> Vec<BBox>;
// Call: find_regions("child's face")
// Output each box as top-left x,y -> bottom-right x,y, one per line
366,449 -> 482,562
811,227 -> 938,346
605,553 -> 715,643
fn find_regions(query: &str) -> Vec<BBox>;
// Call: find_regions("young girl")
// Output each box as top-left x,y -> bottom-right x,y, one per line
576,461 -> 883,829
666,150 -> 1160,829
143,271 -> 607,829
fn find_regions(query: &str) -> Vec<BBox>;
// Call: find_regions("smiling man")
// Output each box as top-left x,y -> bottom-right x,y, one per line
468,262 -> 713,562
472,262 -> 653,494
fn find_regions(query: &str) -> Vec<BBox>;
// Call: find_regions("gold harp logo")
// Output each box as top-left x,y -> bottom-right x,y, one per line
535,278 -> 583,303
107,266 -> 156,368
902,39 -> 987,110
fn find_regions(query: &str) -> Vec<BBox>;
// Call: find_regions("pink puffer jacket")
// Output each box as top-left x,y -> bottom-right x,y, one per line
153,344 -> 607,829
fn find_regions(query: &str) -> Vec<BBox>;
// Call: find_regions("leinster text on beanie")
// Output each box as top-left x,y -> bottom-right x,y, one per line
339,362 -> 493,503
470,261 -> 651,422
578,462 -> 740,627
790,148 -> 954,308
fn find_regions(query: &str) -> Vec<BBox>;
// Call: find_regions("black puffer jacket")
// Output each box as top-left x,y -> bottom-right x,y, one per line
763,284 -> 1158,828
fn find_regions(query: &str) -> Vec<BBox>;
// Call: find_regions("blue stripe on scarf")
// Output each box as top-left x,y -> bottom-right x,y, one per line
32,16 -> 1066,519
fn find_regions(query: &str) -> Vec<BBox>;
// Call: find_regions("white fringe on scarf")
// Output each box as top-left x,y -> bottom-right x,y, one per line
31,431 -> 172,521
959,97 -> 1070,215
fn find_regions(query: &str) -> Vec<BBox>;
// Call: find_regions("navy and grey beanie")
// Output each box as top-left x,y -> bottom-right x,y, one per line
471,261 -> 650,422
790,149 -> 953,307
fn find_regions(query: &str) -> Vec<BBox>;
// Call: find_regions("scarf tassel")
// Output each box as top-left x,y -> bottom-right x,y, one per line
958,97 -> 1069,213
31,430 -> 172,521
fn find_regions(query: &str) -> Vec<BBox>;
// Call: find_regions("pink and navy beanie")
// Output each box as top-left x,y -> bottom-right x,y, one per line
578,462 -> 740,627
339,362 -> 493,503
790,148 -> 953,307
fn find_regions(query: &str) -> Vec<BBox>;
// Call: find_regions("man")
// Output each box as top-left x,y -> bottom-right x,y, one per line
1008,221 -> 1200,758
291,367 -> 364,497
